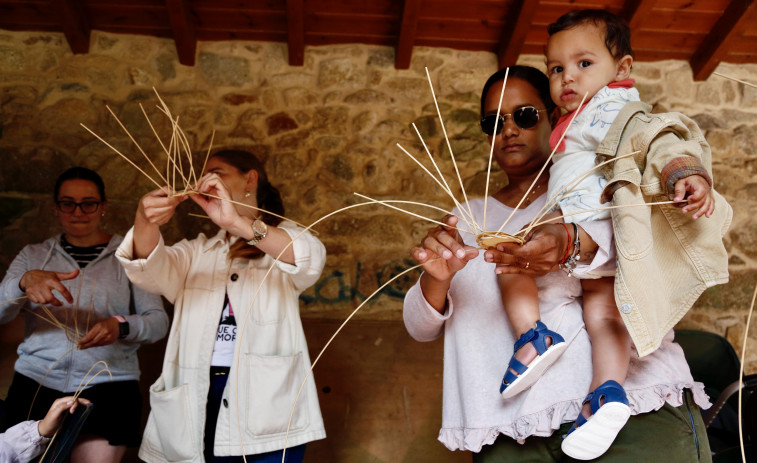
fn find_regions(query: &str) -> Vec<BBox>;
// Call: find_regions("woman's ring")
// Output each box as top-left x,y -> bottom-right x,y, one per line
524,261 -> 530,269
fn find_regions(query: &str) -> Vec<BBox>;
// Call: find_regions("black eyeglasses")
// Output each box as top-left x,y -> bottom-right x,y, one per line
480,106 -> 545,135
55,200 -> 101,214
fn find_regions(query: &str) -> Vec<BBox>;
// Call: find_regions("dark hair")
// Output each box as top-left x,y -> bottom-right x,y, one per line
210,149 -> 284,227
54,167 -> 106,201
547,9 -> 634,60
480,65 -> 556,117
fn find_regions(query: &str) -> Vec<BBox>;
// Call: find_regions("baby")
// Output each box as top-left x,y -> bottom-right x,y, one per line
496,9 -> 717,461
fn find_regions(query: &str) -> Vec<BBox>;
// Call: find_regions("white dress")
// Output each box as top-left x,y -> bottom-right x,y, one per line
403,196 -> 708,452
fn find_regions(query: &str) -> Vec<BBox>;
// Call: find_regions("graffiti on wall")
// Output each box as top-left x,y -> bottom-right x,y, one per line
301,258 -> 422,305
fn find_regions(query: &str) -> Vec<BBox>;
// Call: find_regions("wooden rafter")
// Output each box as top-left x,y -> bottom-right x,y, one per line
286,0 -> 305,66
52,0 -> 90,54
395,0 -> 421,69
620,0 -> 656,33
165,0 -> 197,66
691,0 -> 756,80
497,0 -> 539,68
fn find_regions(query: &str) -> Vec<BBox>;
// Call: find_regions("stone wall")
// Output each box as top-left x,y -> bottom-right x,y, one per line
1,30 -> 756,372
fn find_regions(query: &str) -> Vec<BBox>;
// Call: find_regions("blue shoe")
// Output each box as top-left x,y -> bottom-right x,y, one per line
561,380 -> 631,460
500,321 -> 567,399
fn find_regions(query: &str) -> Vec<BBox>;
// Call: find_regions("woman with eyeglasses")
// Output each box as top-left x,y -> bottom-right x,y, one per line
0,166 -> 169,463
404,66 -> 710,462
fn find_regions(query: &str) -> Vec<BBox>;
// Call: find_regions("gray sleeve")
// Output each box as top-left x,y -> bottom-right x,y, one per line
122,282 -> 169,344
0,247 -> 31,325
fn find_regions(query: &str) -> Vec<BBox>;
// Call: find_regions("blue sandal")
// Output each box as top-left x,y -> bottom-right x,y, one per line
561,380 -> 631,460
500,321 -> 567,399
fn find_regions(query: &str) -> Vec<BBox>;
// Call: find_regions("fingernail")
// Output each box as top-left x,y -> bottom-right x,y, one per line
456,249 -> 465,258
442,250 -> 452,259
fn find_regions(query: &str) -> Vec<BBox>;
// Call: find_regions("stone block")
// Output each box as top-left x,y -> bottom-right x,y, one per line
695,81 -> 721,106
222,93 -> 259,106
155,53 -> 176,81
312,106 -> 350,134
409,54 -> 444,74
385,77 -> 429,102
129,67 -> 154,86
266,112 -> 298,135
0,46 -> 25,71
318,58 -> 364,89
437,134 -> 488,161
367,48 -> 394,68
283,87 -> 317,107
664,67 -> 694,101
351,111 -> 377,133
325,153 -> 354,181
691,113 -> 726,131
411,115 -> 439,139
632,64 -> 662,81
229,108 -> 267,139
198,52 -> 250,87
740,84 -> 757,107
729,216 -> 757,259
344,89 -> 393,105
269,71 -> 313,87
695,271 -> 757,314
274,129 -> 310,150
438,68 -> 486,95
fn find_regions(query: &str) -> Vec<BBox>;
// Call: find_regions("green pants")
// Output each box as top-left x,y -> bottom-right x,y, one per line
474,390 -> 711,463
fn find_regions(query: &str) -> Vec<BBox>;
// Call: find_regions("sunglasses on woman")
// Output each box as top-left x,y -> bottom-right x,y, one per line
480,106 -> 545,135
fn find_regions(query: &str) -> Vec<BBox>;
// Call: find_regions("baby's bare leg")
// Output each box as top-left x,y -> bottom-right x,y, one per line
497,273 -> 543,366
582,276 -> 631,392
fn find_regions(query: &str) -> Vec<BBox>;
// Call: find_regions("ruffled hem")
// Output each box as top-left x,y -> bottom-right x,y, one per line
437,382 -> 710,452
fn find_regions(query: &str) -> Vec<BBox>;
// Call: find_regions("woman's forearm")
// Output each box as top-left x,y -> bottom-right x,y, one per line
132,215 -> 162,259
419,272 -> 451,314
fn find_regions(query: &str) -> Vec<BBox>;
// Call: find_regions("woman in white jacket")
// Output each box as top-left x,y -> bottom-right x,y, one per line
116,149 -> 326,463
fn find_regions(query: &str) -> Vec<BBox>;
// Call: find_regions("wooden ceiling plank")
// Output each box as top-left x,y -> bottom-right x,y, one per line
395,0 -> 421,69
497,0 -> 540,68
165,0 -> 197,66
51,0 -> 91,54
620,0 -> 657,32
691,0 -> 756,80
286,0 -> 305,66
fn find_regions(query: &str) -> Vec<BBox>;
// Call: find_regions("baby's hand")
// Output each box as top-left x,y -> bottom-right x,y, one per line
673,175 -> 714,219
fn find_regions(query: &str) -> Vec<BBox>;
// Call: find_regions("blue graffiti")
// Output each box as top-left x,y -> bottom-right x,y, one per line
300,259 -> 421,305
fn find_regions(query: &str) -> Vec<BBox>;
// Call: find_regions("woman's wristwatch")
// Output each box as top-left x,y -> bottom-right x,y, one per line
247,218 -> 268,246
114,315 -> 129,339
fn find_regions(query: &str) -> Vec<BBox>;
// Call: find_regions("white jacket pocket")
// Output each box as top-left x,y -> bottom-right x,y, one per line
149,376 -> 198,462
242,352 -> 310,436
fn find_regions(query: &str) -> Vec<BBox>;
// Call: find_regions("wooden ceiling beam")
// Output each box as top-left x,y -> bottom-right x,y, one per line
286,0 -> 305,66
395,0 -> 421,69
691,0 -> 755,80
620,0 -> 656,32
165,0 -> 197,66
51,0 -> 90,54
497,0 -> 539,69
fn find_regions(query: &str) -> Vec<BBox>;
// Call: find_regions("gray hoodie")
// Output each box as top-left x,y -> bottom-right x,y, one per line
0,234 -> 168,392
